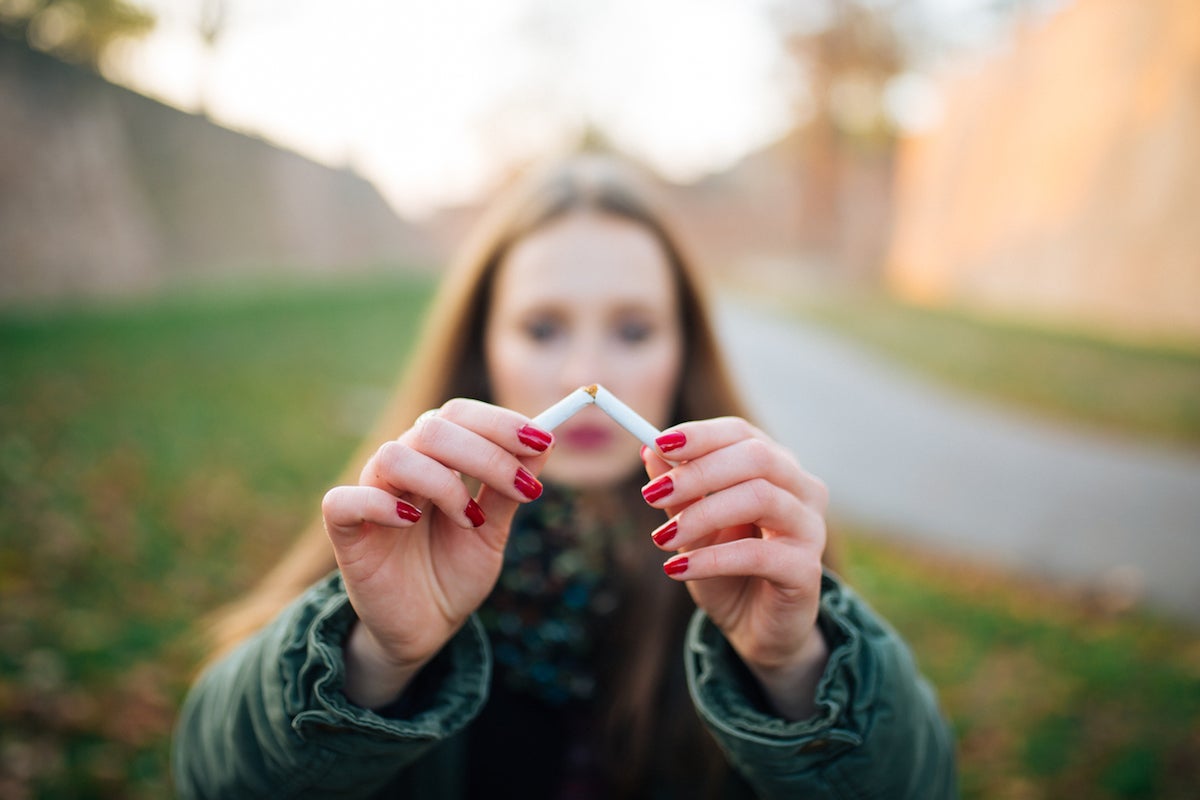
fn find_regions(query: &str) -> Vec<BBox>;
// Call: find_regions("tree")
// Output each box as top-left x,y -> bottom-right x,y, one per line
196,0 -> 226,113
0,0 -> 155,69
771,0 -> 905,264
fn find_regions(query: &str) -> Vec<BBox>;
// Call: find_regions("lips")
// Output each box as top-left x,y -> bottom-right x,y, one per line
560,424 -> 614,450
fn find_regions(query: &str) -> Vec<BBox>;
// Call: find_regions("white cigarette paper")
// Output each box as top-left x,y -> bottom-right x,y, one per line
530,384 -> 663,450
591,385 -> 662,449
530,386 -> 595,431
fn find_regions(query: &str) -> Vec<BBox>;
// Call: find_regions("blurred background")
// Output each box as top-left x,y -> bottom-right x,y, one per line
1,0 -> 1198,796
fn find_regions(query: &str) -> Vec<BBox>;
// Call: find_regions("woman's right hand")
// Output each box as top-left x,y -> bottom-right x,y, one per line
320,399 -> 554,708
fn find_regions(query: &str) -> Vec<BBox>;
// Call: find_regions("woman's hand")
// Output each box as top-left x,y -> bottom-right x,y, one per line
321,399 -> 554,709
641,418 -> 830,720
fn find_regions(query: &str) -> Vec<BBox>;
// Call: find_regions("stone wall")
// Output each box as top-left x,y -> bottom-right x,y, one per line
0,41 -> 437,307
886,0 -> 1200,342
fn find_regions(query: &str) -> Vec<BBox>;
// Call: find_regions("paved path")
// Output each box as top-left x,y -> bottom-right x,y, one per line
716,300 -> 1200,624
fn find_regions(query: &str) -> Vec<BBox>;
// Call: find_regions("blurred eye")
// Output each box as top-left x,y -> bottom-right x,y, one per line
523,317 -> 562,343
616,318 -> 654,344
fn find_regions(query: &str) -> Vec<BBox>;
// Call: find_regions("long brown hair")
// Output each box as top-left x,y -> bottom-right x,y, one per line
206,151 -> 753,789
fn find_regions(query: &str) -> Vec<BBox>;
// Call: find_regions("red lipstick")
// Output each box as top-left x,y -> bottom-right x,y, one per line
560,424 -> 614,450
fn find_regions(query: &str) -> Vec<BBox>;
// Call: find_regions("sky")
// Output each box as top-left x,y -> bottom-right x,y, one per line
101,0 -> 1055,219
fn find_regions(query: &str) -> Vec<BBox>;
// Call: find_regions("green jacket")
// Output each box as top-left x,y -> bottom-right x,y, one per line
173,571 -> 956,798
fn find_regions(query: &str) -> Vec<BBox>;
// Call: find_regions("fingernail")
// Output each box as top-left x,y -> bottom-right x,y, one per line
465,499 -> 486,527
514,467 -> 543,500
517,424 -> 553,452
664,556 -> 688,577
641,475 -> 673,504
396,500 -> 422,522
656,432 -> 687,453
651,520 -> 677,547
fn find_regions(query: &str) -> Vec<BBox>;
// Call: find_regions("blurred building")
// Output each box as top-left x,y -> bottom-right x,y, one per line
887,0 -> 1200,342
665,128 -> 894,289
0,40 -> 438,308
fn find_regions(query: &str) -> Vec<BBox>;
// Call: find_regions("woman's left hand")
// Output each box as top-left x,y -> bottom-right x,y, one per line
641,418 -> 830,720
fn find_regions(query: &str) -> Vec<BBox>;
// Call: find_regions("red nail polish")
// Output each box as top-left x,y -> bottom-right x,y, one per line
465,499 -> 486,527
517,424 -> 553,452
652,520 -> 677,546
656,432 -> 687,453
514,467 -> 543,500
664,556 -> 688,576
396,500 -> 422,522
641,475 -> 673,504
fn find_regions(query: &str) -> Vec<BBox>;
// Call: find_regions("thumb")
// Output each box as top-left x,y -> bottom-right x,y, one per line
472,451 -> 549,551
642,444 -> 671,481
472,484 -> 521,553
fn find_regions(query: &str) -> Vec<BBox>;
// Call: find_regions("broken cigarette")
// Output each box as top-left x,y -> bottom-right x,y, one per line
530,384 -> 663,450
530,385 -> 596,431
591,385 -> 662,449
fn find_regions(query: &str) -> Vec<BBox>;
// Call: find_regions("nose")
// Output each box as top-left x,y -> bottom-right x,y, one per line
558,331 -> 609,393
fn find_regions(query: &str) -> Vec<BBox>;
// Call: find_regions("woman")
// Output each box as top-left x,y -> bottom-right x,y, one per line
173,153 -> 957,798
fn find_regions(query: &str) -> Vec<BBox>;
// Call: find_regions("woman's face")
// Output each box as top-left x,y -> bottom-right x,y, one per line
485,211 -> 685,489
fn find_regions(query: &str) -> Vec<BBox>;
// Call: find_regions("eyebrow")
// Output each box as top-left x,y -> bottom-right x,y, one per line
514,294 -> 660,314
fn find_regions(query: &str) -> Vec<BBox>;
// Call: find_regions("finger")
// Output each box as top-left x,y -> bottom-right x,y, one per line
406,400 -> 553,494
641,437 -> 812,509
400,413 -> 546,505
641,444 -> 671,478
662,537 -> 823,590
650,416 -> 763,461
366,442 -> 489,528
322,485 -> 423,539
426,397 -> 556,457
646,422 -> 828,515
649,479 -> 825,551
469,480 -> 531,555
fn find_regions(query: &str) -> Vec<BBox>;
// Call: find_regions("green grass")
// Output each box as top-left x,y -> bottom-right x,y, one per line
784,292 -> 1200,449
1,277 -> 1197,797
839,532 -> 1200,799
0,275 -> 435,798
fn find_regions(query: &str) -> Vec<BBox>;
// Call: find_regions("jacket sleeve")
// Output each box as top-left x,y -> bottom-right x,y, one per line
685,571 -> 958,799
172,572 -> 491,799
